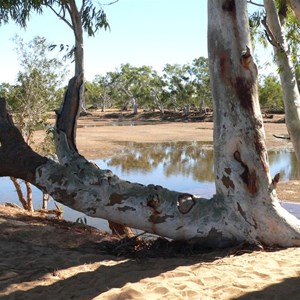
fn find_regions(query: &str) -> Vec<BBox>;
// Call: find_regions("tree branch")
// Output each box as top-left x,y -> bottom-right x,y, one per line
261,16 -> 285,51
0,98 -> 48,182
55,74 -> 84,163
103,0 -> 120,5
48,5 -> 73,30
80,0 -> 86,15
247,0 -> 264,7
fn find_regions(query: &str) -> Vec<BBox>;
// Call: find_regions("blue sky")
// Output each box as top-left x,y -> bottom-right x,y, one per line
0,0 -> 270,84
0,0 -> 207,84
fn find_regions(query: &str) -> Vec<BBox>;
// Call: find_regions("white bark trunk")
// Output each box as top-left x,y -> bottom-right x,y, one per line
208,0 -> 300,246
132,98 -> 138,114
264,0 -> 300,164
68,0 -> 86,111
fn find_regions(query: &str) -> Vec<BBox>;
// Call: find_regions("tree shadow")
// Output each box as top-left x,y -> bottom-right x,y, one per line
0,206 -> 243,299
234,276 -> 300,300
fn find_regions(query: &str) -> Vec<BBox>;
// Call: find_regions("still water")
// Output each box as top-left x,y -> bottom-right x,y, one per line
0,141 -> 299,230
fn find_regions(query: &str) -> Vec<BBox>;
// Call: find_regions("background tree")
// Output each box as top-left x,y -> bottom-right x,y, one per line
93,74 -> 114,111
249,0 -> 300,164
85,80 -> 102,109
109,64 -> 154,114
258,73 -> 283,110
10,35 -> 66,141
0,35 -> 66,212
162,63 -> 193,113
188,57 -> 212,112
162,59 -> 211,114
148,70 -> 169,114
0,0 -> 111,111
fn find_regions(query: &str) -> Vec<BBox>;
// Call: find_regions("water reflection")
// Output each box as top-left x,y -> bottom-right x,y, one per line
102,141 -> 214,180
77,121 -> 161,128
1,141 -> 299,229
268,150 -> 300,180
98,141 -> 299,186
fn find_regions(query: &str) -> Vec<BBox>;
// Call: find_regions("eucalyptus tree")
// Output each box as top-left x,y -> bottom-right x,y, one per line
162,59 -> 211,113
249,0 -> 300,164
109,64 -> 154,114
0,0 -> 109,76
187,57 -> 212,112
149,71 -> 169,114
1,35 -> 66,212
261,0 -> 300,164
94,74 -> 115,111
259,74 -> 283,109
1,0 -> 300,247
163,63 -> 194,113
0,0 -> 111,110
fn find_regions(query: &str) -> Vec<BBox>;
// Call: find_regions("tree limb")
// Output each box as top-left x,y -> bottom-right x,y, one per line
247,0 -> 265,7
0,98 -> 48,182
48,5 -> 73,30
80,0 -> 86,15
261,16 -> 285,51
103,0 -> 120,5
55,75 -> 83,163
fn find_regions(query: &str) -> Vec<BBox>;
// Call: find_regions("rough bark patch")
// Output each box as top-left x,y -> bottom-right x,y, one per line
221,175 -> 235,190
234,151 -> 258,195
225,168 -> 231,175
232,76 -> 254,112
148,214 -> 173,224
222,0 -> 236,12
118,206 -> 136,212
107,193 -> 129,206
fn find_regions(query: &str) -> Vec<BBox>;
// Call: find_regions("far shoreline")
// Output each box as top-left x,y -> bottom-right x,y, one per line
33,109 -> 298,203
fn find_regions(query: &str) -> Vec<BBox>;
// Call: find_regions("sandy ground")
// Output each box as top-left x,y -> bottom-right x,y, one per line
1,111 -> 300,299
2,204 -> 300,300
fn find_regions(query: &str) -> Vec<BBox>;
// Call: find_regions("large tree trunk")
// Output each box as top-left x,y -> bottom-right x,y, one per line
207,0 -> 300,246
1,0 -> 300,247
263,0 -> 300,165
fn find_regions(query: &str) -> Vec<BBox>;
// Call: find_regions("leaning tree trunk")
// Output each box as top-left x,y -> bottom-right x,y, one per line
10,177 -> 28,210
55,74 -> 133,236
263,0 -> 300,165
1,0 -> 300,247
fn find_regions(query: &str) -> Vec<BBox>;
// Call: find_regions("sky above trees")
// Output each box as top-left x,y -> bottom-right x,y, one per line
0,0 -> 272,86
0,0 -> 209,84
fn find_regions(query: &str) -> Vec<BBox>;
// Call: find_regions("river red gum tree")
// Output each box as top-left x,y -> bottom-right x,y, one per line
262,0 -> 300,165
0,0 -> 300,247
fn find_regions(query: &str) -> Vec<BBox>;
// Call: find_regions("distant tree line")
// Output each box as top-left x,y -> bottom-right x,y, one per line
86,60 -> 284,114
0,36 -> 284,121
